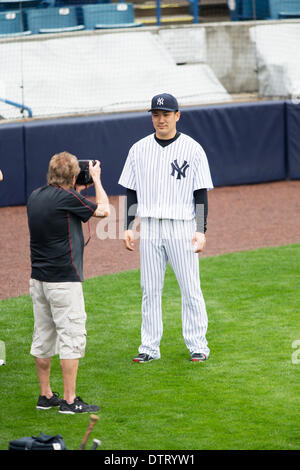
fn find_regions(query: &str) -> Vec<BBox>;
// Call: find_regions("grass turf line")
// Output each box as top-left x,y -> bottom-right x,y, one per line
0,244 -> 299,450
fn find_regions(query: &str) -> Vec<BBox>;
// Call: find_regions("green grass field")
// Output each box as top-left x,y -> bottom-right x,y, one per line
0,244 -> 299,450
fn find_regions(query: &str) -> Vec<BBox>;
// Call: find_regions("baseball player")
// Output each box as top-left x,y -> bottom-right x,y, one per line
119,93 -> 213,363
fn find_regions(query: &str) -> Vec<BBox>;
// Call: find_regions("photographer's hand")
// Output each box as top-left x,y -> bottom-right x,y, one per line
89,160 -> 101,182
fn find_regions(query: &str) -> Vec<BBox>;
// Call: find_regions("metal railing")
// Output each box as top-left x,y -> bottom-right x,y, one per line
0,97 -> 33,118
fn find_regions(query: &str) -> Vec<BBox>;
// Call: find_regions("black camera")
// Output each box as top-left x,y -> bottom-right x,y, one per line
76,160 -> 96,186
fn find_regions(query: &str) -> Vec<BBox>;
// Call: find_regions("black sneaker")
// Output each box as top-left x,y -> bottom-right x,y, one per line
133,353 -> 154,363
190,353 -> 207,362
36,392 -> 62,410
59,396 -> 100,414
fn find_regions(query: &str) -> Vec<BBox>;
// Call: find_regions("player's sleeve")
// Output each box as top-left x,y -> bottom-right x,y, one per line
118,148 -> 136,191
124,188 -> 138,230
193,147 -> 214,191
59,189 -> 97,223
194,189 -> 208,233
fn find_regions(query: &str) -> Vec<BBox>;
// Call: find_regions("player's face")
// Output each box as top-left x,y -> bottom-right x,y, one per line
151,110 -> 180,140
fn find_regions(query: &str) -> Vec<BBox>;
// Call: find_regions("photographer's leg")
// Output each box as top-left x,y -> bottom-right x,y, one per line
46,282 -> 86,405
30,279 -> 57,401
35,356 -> 52,398
60,358 -> 79,404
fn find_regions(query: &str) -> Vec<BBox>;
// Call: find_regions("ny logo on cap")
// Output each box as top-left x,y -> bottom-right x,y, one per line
157,97 -> 164,106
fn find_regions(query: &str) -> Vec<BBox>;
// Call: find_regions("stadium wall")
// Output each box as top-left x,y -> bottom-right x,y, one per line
161,19 -> 300,94
205,20 -> 259,93
0,99 -> 299,208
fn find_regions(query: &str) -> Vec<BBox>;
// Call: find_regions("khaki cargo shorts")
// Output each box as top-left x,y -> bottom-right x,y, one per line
29,279 -> 87,360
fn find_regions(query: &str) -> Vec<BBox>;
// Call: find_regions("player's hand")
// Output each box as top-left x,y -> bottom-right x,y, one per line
0,169 -> 3,182
89,160 -> 101,182
192,232 -> 206,253
123,229 -> 134,251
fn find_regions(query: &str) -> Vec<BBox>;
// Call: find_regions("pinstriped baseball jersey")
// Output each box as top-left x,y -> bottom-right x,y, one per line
118,132 -> 213,220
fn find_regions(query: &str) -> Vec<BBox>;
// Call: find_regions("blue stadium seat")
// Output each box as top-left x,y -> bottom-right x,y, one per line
242,0 -> 270,19
0,10 -> 31,36
227,0 -> 270,20
81,3 -> 142,29
25,5 -> 84,34
269,0 -> 300,19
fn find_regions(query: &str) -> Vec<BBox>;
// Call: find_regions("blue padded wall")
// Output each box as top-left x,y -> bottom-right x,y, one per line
0,100 -> 292,208
178,101 -> 286,187
0,123 -> 26,207
24,112 -> 153,199
24,101 -> 287,200
286,102 -> 300,180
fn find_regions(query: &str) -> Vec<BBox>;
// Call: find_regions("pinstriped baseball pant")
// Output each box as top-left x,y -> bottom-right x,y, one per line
139,217 -> 210,359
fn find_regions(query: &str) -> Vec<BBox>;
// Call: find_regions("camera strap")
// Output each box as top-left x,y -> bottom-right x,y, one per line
82,185 -> 91,246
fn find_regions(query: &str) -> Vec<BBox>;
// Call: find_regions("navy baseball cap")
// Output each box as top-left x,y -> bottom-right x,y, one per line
148,93 -> 179,112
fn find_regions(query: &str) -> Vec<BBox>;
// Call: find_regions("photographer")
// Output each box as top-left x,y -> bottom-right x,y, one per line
27,151 -> 109,414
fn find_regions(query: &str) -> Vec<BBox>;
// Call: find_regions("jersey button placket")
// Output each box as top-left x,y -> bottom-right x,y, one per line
157,148 -> 164,219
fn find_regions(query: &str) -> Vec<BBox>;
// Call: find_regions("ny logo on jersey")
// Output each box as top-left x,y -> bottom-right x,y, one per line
171,160 -> 189,180
157,97 -> 164,106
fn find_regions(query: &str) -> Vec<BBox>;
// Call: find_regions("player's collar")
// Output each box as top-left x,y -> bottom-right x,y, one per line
154,131 -> 181,148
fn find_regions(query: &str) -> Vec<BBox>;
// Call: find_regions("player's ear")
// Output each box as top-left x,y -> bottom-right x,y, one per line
175,111 -> 181,122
